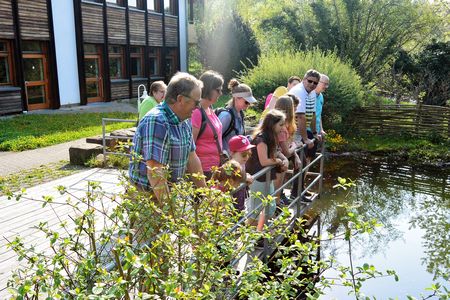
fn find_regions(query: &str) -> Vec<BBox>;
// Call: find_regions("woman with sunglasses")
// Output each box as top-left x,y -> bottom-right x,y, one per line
191,70 -> 225,179
217,79 -> 257,153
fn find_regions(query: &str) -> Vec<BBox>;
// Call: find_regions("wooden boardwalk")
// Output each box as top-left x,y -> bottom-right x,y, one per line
0,168 -> 124,299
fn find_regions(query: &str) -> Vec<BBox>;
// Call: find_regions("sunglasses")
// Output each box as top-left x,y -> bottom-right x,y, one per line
241,151 -> 252,158
306,79 -> 319,85
215,88 -> 222,93
244,100 -> 251,105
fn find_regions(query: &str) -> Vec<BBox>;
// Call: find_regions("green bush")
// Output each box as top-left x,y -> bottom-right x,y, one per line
239,49 -> 372,131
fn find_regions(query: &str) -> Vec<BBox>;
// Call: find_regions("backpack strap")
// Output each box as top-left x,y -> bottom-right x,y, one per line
217,108 -> 236,139
197,107 -> 208,139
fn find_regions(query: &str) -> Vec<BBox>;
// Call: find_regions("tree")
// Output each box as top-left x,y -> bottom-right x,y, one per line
196,7 -> 260,85
237,0 -> 444,84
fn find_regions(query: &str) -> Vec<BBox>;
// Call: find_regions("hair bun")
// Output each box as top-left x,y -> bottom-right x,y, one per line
228,78 -> 240,90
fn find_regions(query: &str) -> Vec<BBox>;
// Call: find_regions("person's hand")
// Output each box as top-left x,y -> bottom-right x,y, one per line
316,134 -> 323,142
320,130 -> 327,137
294,154 -> 301,169
281,159 -> 289,171
275,158 -> 283,166
246,173 -> 254,185
305,138 -> 314,149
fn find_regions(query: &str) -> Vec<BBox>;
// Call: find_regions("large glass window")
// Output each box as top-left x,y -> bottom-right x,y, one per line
165,48 -> 177,77
164,0 -> 177,15
106,0 -> 125,6
128,0 -> 144,9
84,44 -> 104,102
130,46 -> 143,78
0,40 -> 13,86
148,47 -> 161,76
147,0 -> 161,12
108,45 -> 125,79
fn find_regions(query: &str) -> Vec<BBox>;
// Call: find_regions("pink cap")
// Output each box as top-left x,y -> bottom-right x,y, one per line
229,135 -> 255,152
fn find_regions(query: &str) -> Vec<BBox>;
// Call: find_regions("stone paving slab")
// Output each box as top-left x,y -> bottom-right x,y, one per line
0,168 -> 123,299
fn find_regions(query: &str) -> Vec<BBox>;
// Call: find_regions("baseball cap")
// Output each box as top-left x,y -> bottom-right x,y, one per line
229,135 -> 255,152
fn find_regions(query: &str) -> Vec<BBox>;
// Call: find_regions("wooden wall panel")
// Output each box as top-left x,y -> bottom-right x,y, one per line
132,79 -> 147,99
110,80 -> 130,100
129,10 -> 146,46
148,14 -> 163,47
0,1 -> 14,39
0,88 -> 22,115
107,7 -> 126,45
81,2 -> 104,43
18,0 -> 49,40
164,16 -> 178,47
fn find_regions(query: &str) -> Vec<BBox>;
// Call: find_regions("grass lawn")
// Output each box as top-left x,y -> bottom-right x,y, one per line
0,160 -> 87,196
0,112 -> 137,151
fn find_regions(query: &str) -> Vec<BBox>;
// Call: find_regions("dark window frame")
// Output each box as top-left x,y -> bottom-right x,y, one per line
128,0 -> 145,9
0,40 -> 14,86
165,48 -> 178,77
108,45 -> 125,79
148,47 -> 161,77
147,0 -> 161,13
130,46 -> 144,78
164,0 -> 178,16
105,0 -> 125,7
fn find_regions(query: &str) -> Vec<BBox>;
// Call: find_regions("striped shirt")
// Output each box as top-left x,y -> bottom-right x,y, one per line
129,102 -> 195,187
291,82 -> 316,130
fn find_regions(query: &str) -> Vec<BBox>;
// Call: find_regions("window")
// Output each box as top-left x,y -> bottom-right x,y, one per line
128,0 -> 144,9
0,40 -> 13,86
148,47 -> 161,76
164,0 -> 177,15
84,44 -> 104,102
106,0 -> 125,6
108,45 -> 125,79
165,48 -> 177,77
130,46 -> 143,78
147,0 -> 161,12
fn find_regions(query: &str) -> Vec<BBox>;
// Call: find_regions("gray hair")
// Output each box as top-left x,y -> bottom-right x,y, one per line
165,72 -> 203,104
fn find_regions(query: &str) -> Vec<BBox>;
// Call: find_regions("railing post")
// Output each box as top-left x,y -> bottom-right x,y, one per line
102,118 -> 106,157
296,147 -> 304,219
319,142 -> 325,196
262,170 -> 271,262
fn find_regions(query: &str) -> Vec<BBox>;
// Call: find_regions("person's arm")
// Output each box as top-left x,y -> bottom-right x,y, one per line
276,151 -> 289,171
191,108 -> 201,142
186,151 -> 207,188
256,142 -> 282,167
296,113 -> 313,148
146,159 -> 170,204
192,126 -> 200,142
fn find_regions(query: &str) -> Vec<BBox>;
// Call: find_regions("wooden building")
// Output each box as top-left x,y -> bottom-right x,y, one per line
0,0 -> 188,115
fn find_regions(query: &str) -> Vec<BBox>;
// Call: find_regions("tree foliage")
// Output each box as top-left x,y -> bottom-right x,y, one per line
237,0 -> 444,83
195,6 -> 260,85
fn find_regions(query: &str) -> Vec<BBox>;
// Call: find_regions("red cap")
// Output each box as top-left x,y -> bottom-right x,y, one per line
229,135 -> 255,152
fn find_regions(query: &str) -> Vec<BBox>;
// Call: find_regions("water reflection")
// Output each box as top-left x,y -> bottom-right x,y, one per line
315,157 -> 449,298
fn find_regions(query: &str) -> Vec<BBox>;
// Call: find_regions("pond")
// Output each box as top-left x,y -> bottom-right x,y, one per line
313,156 -> 450,299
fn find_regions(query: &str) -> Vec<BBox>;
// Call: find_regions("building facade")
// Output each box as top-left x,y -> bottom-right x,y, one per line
0,0 -> 188,115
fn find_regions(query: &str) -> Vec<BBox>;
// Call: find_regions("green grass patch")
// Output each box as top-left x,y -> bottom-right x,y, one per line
0,160 -> 87,196
0,112 -> 137,151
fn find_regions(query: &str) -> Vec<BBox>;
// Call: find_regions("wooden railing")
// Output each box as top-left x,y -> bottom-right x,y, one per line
350,104 -> 450,139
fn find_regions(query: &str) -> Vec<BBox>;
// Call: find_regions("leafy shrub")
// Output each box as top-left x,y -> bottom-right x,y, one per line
326,129 -> 348,152
239,49 -> 372,131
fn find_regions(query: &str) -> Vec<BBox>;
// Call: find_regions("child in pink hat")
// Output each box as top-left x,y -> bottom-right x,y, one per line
228,135 -> 255,211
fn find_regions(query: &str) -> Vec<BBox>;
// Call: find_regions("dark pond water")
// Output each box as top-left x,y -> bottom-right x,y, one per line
313,157 -> 450,299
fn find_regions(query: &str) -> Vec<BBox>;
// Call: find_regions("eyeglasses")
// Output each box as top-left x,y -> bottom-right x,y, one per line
306,79 -> 319,85
244,100 -> 251,106
182,94 -> 201,107
241,151 -> 252,158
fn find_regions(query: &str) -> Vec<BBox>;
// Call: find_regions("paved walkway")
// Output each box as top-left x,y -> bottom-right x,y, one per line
0,168 -> 123,299
0,101 -> 137,176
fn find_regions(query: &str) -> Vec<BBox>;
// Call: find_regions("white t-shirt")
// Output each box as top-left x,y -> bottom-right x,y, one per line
290,82 -> 316,129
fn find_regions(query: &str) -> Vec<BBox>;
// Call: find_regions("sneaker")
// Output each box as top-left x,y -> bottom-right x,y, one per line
280,194 -> 291,206
300,195 -> 313,203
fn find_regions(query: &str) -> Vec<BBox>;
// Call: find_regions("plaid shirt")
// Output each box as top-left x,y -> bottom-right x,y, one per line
129,102 -> 195,187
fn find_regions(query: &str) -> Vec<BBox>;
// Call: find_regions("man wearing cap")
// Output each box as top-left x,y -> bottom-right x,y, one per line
129,72 -> 206,203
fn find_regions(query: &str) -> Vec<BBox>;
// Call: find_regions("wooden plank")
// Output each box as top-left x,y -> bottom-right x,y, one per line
17,0 -> 49,40
82,2 -> 104,43
107,6 -> 126,45
110,80 -> 130,100
0,1 -> 14,39
129,10 -> 146,45
148,14 -> 163,47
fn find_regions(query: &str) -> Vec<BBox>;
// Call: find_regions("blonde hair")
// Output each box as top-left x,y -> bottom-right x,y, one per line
226,78 -> 253,108
275,96 -> 296,138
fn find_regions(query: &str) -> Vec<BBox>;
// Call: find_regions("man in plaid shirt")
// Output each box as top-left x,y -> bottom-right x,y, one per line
129,72 -> 206,202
